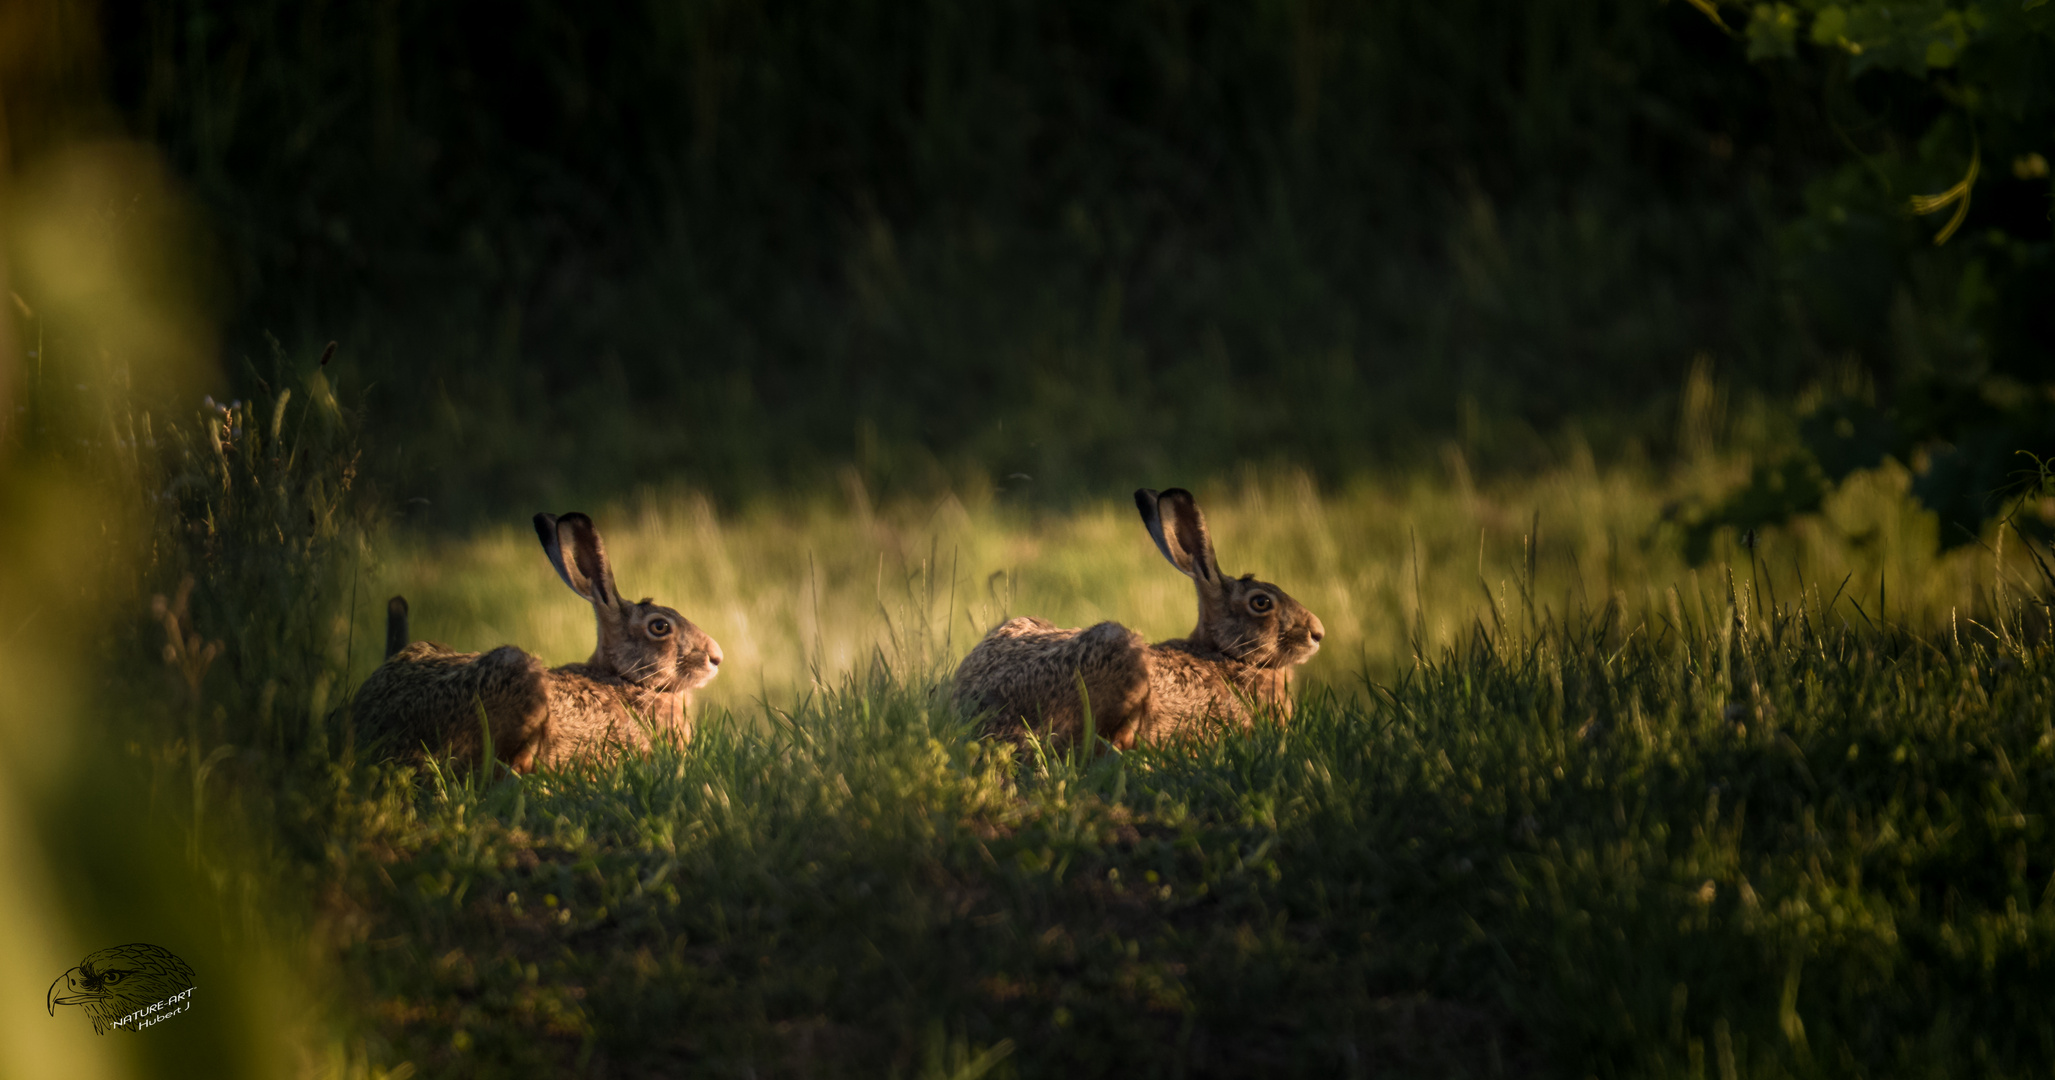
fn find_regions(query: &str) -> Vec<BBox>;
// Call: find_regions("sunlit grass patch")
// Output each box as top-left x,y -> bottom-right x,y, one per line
357,454 -> 2045,714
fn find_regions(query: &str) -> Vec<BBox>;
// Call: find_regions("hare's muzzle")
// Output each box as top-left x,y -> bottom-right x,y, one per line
1290,612 -> 1325,662
679,630 -> 722,688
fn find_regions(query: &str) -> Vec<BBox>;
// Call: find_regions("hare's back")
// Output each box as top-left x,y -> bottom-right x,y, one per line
533,666 -> 688,765
354,643 -> 551,757
954,617 -> 1085,705
381,640 -> 478,668
355,642 -> 483,733
1134,641 -> 1294,743
954,618 -> 1150,746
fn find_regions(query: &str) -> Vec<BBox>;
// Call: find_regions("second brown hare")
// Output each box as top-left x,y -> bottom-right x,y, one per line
954,488 -> 1323,751
354,512 -> 722,771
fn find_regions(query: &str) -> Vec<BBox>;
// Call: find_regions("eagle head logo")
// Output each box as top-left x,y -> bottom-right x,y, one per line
48,943 -> 196,1034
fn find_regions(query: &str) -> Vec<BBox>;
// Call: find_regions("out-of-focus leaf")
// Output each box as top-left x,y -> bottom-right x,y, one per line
1834,1 -> 1981,75
1747,3 -> 1804,59
1908,407 -> 2055,547
1809,5 -> 1869,51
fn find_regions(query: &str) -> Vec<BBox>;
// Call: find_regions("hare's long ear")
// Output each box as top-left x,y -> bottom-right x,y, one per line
1135,488 -> 1219,585
535,512 -> 621,608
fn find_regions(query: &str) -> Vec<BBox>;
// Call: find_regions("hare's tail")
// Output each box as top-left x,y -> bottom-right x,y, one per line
385,596 -> 411,659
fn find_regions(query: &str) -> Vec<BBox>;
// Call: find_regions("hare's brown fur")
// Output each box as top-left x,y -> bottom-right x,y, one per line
353,512 -> 721,771
954,488 -> 1322,751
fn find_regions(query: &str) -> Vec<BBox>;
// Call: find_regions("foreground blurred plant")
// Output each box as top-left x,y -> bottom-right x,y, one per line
149,573 -> 234,863
113,340 -> 378,773
0,77 -> 319,1072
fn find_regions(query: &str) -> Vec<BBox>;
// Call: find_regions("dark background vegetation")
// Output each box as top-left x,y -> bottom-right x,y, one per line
0,0 -> 2020,527
75,0 -> 1823,516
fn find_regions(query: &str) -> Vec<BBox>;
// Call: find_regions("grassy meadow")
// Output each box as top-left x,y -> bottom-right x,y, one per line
297,426 -> 2055,1077
358,447 -> 2033,712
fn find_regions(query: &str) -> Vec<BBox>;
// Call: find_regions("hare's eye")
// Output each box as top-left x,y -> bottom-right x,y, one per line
647,617 -> 673,637
1248,594 -> 1274,614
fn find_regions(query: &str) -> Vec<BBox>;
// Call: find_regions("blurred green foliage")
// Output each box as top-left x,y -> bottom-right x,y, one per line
97,0 -> 1805,513
0,133 -> 328,1075
1684,0 -> 2055,552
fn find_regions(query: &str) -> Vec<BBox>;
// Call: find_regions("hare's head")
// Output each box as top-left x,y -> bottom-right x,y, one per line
1135,488 -> 1323,669
534,512 -> 723,691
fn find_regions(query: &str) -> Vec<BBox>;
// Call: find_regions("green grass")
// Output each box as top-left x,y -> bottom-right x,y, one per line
305,454 -> 2055,1076
324,578 -> 2055,1077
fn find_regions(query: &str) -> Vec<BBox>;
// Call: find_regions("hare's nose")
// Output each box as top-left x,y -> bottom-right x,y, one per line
1307,615 -> 1325,644
708,643 -> 724,667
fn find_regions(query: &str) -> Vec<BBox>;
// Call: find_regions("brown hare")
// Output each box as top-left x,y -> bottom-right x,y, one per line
353,512 -> 722,771
954,488 -> 1323,751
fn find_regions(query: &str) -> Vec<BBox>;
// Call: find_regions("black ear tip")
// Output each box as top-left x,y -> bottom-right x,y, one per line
1160,487 -> 1193,502
1134,489 -> 1158,512
533,512 -> 557,536
387,595 -> 408,616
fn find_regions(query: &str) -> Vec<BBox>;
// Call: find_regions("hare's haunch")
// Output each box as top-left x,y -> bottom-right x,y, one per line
954,488 -> 1323,750
353,512 -> 722,770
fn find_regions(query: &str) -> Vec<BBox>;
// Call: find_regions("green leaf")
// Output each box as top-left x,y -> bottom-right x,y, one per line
1746,2 -> 1802,59
1811,6 -> 1850,45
